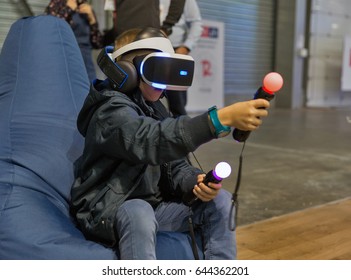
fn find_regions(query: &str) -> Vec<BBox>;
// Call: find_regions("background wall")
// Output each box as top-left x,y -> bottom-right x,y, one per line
196,0 -> 275,99
307,0 -> 351,107
1,0 -> 351,109
274,0 -> 306,109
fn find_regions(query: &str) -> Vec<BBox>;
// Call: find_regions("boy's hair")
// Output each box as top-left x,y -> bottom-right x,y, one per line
114,28 -> 141,53
113,29 -> 142,62
113,28 -> 168,62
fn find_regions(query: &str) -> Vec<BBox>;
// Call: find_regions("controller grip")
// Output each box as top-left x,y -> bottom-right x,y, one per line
232,129 -> 252,142
232,87 -> 275,142
182,170 -> 222,206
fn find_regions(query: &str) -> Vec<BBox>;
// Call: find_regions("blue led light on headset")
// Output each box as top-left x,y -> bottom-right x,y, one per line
151,83 -> 167,89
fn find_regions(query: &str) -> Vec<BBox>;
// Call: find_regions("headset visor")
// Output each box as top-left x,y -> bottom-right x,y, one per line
136,53 -> 195,91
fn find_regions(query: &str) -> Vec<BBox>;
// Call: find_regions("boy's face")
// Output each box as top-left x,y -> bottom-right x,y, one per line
139,80 -> 164,102
122,50 -> 165,101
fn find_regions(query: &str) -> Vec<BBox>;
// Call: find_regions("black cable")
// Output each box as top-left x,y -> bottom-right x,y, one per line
229,141 -> 246,231
187,151 -> 204,260
189,151 -> 204,172
188,210 -> 200,260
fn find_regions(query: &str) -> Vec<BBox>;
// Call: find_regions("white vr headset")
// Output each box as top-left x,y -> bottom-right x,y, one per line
97,37 -> 195,92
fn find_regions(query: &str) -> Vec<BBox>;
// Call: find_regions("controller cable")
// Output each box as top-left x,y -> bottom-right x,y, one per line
186,141 -> 245,259
186,152 -> 202,260
229,141 -> 245,231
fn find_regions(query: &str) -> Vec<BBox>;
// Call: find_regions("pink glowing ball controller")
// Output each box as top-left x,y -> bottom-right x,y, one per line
263,72 -> 283,94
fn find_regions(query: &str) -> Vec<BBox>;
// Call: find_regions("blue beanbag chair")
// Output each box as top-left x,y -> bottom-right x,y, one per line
0,15 -> 202,260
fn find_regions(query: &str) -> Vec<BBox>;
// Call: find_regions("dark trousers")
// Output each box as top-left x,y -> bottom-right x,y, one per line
166,90 -> 187,117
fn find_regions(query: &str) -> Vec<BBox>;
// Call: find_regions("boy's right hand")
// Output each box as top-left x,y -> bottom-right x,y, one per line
217,99 -> 270,131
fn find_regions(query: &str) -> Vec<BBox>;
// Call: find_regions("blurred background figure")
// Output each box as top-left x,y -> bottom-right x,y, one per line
160,0 -> 202,116
103,0 -> 186,46
45,0 -> 104,81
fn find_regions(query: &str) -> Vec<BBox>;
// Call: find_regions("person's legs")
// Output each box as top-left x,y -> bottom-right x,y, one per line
155,201 -> 190,232
155,190 -> 236,260
114,199 -> 158,259
191,189 -> 237,260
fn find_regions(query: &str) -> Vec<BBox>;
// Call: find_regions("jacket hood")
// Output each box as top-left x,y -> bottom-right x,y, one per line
77,79 -> 116,137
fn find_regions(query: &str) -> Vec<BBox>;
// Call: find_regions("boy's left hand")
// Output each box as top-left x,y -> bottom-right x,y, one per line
193,174 -> 222,202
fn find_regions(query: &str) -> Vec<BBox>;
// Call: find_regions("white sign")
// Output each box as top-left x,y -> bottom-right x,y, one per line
341,36 -> 351,91
187,20 -> 225,112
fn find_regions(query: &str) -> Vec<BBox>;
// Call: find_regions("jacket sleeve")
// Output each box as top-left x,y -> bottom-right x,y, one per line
159,159 -> 203,200
90,98 -> 214,165
44,0 -> 75,25
161,0 -> 186,34
90,22 -> 104,49
181,0 -> 202,51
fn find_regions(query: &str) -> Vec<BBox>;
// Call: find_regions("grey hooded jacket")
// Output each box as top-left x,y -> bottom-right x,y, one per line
71,79 -> 215,246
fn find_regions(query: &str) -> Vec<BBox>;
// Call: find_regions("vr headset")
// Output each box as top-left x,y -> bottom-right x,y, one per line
97,37 -> 195,93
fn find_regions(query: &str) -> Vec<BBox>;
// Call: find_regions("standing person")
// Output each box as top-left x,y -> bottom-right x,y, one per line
70,27 -> 270,259
160,0 -> 202,116
103,0 -> 186,46
45,0 -> 104,81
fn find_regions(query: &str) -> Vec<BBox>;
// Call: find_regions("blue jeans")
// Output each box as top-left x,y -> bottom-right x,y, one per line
114,190 -> 237,259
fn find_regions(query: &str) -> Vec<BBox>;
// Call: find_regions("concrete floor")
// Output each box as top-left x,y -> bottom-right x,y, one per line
188,108 -> 351,226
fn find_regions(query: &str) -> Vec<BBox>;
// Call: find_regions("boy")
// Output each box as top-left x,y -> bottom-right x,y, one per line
71,27 -> 270,259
